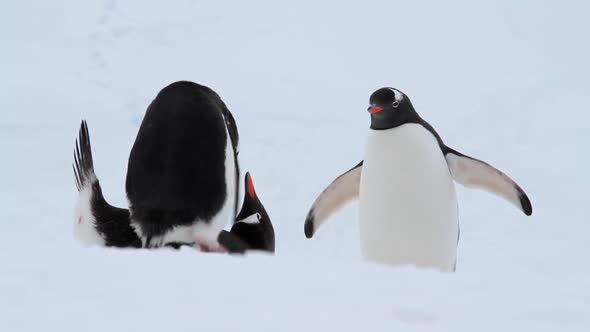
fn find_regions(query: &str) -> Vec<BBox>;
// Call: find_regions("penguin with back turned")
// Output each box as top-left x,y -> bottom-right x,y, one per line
304,87 -> 532,271
125,81 -> 241,251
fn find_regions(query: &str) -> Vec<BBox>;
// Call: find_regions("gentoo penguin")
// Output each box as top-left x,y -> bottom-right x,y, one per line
228,172 -> 275,253
73,120 -> 272,252
304,87 -> 532,271
73,120 -> 141,248
72,81 -> 254,253
125,81 -> 244,251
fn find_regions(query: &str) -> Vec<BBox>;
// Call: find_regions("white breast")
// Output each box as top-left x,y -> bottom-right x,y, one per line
359,123 -> 458,272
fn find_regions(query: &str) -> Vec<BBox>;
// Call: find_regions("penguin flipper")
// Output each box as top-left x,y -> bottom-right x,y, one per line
444,148 -> 532,216
73,121 -> 142,248
304,161 -> 363,238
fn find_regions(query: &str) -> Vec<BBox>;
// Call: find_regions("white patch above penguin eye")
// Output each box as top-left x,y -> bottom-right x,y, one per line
237,213 -> 261,225
387,87 -> 404,104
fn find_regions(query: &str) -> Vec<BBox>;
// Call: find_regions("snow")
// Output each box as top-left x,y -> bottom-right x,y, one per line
1,0 -> 589,331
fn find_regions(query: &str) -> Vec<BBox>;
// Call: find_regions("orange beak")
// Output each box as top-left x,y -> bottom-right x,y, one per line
368,106 -> 383,114
246,172 -> 256,198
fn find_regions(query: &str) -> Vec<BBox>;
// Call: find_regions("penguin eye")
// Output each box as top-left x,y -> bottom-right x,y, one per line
392,100 -> 400,108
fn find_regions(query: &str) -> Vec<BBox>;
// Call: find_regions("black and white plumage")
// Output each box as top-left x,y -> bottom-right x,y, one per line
73,121 -> 141,248
305,87 -> 533,238
72,120 -> 271,253
125,81 -> 241,250
304,161 -> 362,239
229,172 -> 275,253
72,81 -> 271,254
304,87 -> 532,271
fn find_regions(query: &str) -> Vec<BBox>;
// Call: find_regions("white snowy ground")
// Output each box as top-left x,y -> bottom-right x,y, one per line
1,0 -> 589,331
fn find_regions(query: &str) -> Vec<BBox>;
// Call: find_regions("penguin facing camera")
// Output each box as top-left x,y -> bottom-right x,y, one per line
304,87 -> 532,272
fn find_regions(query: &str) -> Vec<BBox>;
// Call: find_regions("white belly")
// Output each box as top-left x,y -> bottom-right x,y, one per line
359,123 -> 458,272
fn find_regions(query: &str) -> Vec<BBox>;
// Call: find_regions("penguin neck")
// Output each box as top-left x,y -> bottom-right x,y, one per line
370,111 -> 447,154
369,108 -> 421,131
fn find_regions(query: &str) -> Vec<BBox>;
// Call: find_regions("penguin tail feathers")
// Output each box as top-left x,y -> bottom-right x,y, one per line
73,120 -> 97,192
304,161 -> 363,238
72,121 -> 140,248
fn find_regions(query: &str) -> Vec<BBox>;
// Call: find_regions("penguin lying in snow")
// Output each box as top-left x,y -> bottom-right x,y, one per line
73,121 -> 274,253
304,87 -> 532,271
72,81 -> 274,253
228,172 -> 275,252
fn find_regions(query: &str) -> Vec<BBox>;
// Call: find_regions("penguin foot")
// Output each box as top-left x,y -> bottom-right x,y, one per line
194,239 -> 226,253
193,240 -> 236,253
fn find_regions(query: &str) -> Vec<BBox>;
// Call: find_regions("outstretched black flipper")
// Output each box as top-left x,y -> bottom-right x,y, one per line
73,120 -> 141,248
304,161 -> 363,239
444,148 -> 532,216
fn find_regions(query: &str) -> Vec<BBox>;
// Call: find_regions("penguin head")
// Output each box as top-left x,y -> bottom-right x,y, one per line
368,87 -> 417,130
230,172 -> 275,253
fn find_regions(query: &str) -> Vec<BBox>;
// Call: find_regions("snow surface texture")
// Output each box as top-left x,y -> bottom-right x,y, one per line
1,0 -> 589,331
